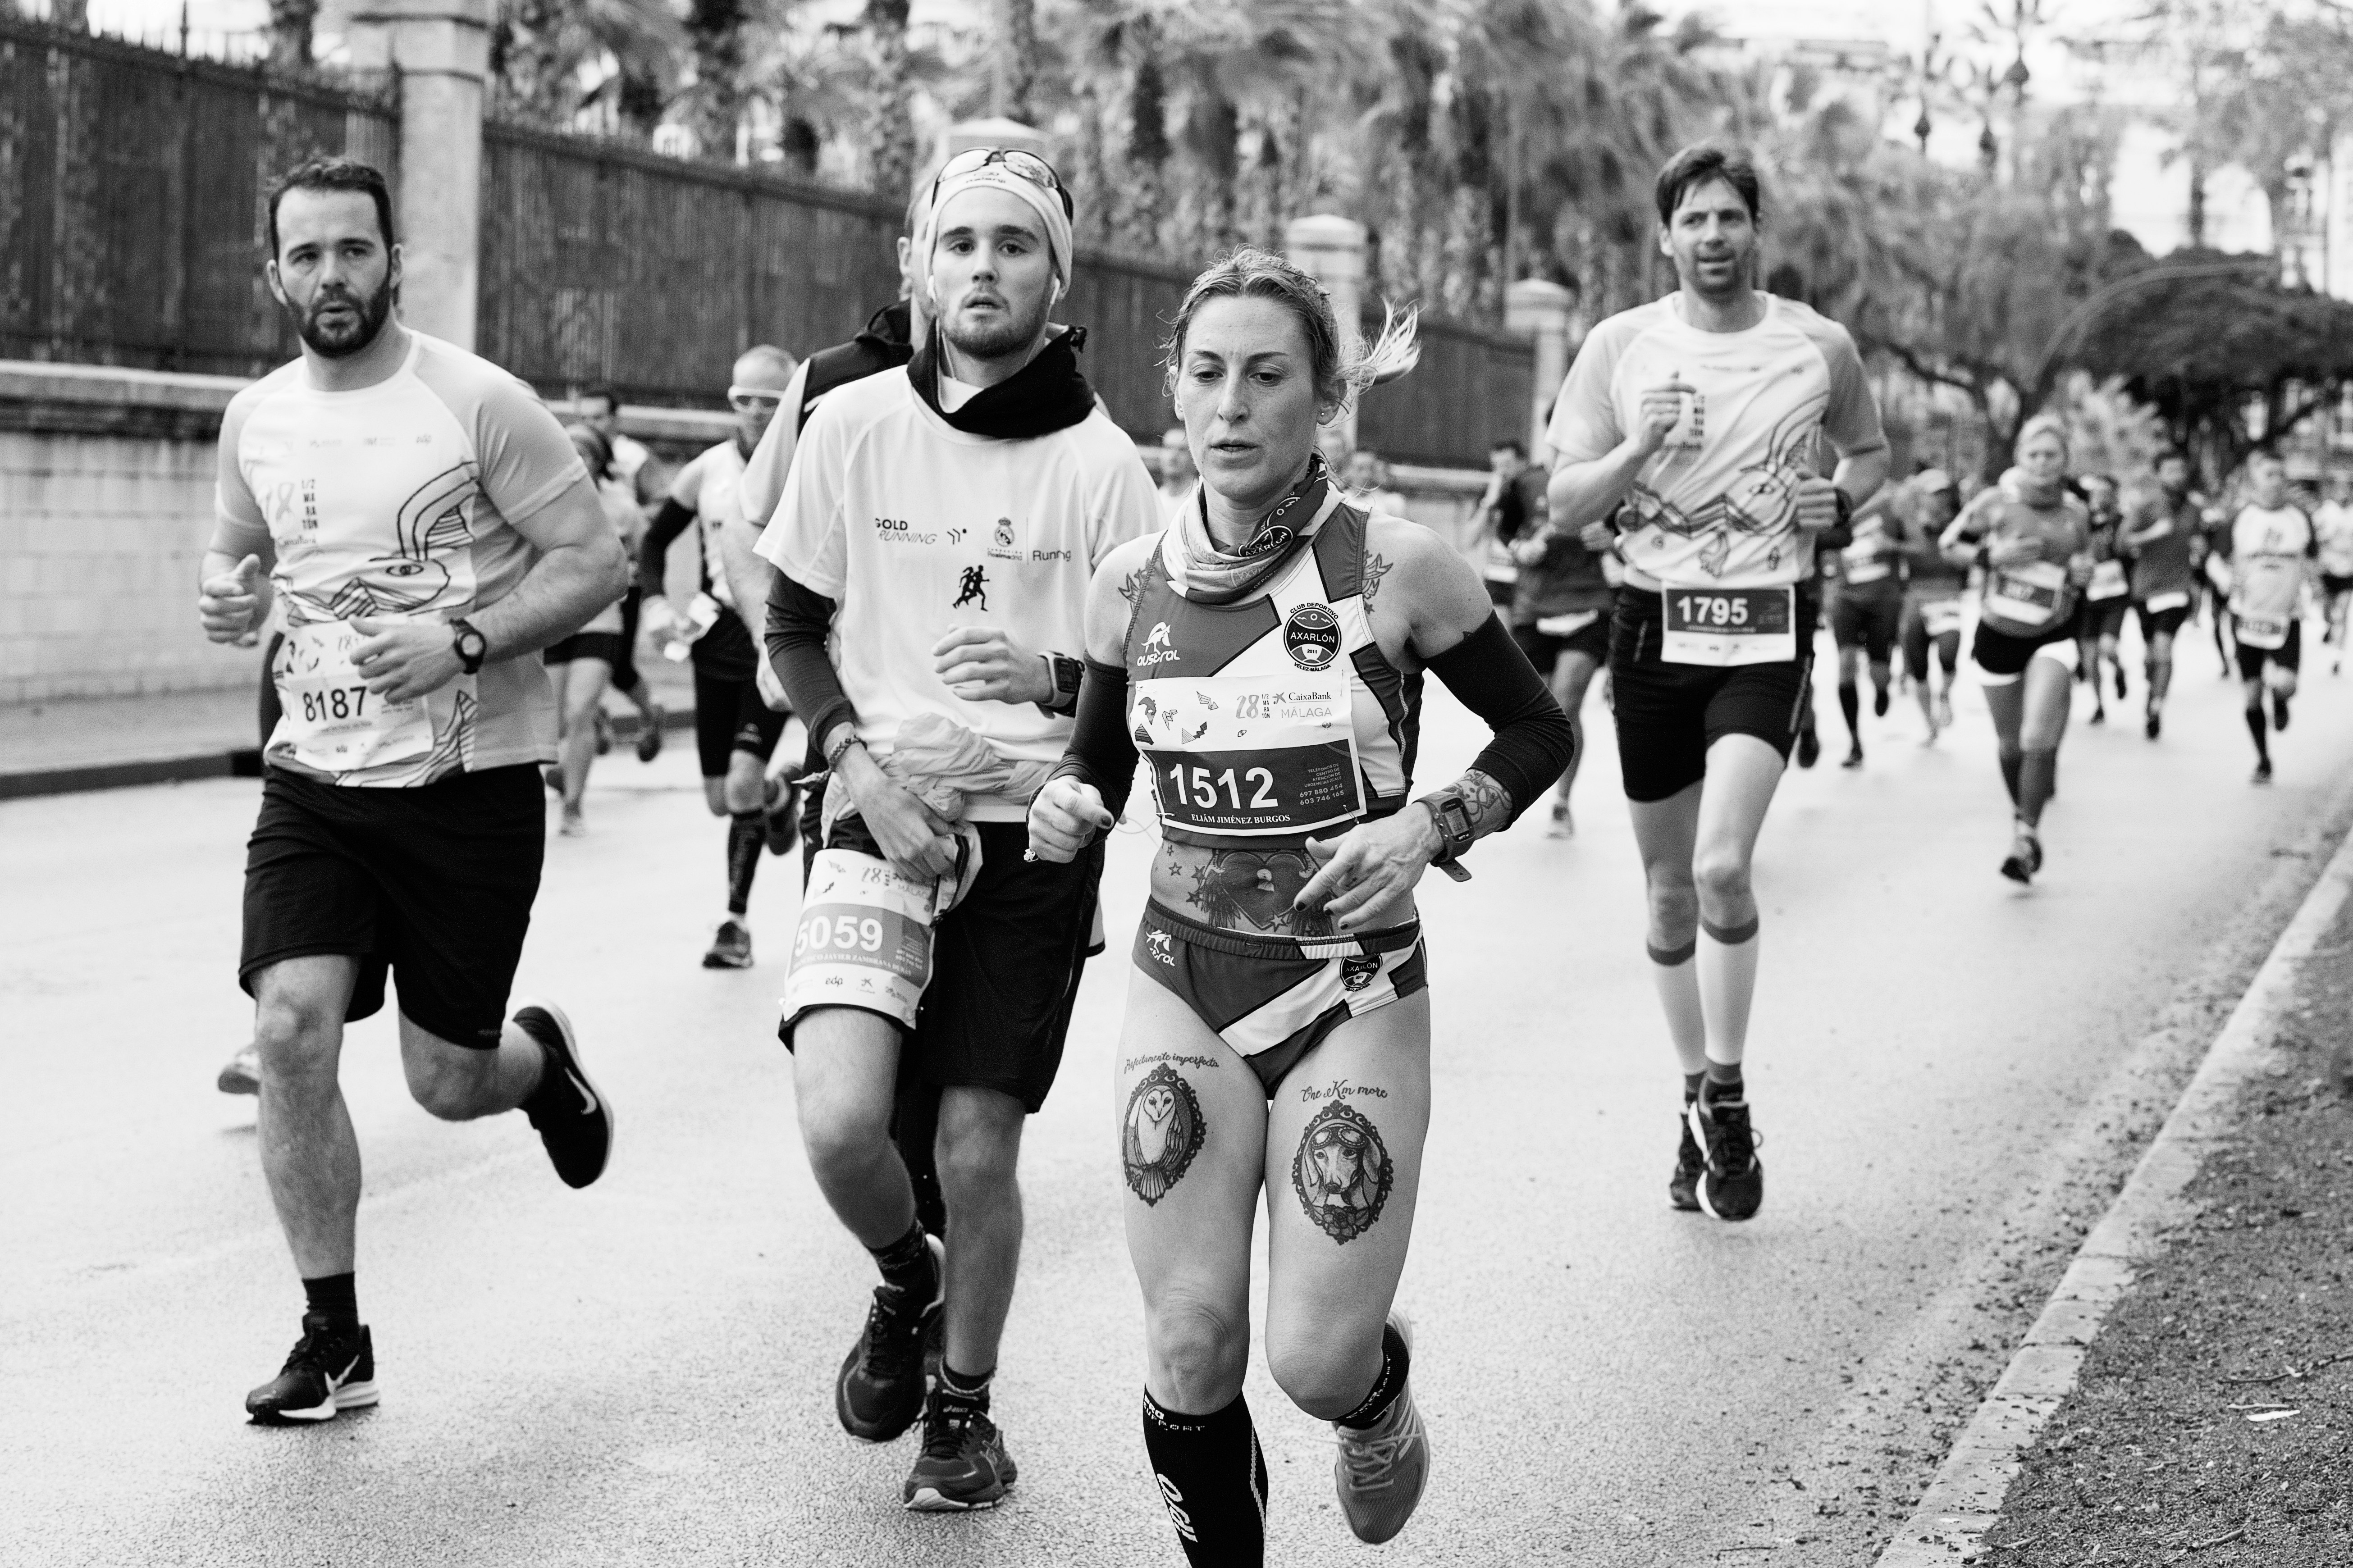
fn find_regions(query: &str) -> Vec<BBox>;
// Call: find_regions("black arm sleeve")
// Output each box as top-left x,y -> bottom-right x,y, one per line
764,570 -> 857,749
1044,657 -> 1138,821
638,497 -> 695,598
1422,614 -> 1577,821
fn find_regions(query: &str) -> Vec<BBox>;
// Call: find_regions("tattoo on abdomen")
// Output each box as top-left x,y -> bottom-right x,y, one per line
1291,1101 -> 1394,1244
1172,846 -> 1335,936
1123,1065 -> 1206,1206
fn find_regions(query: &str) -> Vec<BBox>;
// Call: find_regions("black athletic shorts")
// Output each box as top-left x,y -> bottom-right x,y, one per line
780,800 -> 1103,1114
1512,613 -> 1610,675
1607,584 -> 1818,803
545,631 -> 626,666
2134,600 -> 2192,643
239,765 -> 546,1048
1829,587 -> 1902,663
2081,597 -> 2129,640
2323,573 -> 2353,599
1899,599 -> 1962,676
2234,619 -> 2302,681
693,666 -> 787,779
1973,611 -> 2083,679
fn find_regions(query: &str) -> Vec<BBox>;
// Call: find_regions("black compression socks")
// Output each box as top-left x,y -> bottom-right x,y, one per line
2017,748 -> 2056,826
1837,679 -> 1861,741
2245,703 -> 2270,762
868,1219 -> 934,1296
1998,745 -> 2023,805
1144,1391 -> 1267,1568
302,1272 -> 359,1329
1337,1319 -> 1412,1430
726,811 -> 763,917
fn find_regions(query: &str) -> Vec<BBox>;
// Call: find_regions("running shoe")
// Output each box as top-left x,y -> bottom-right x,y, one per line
558,807 -> 586,837
1796,716 -> 1820,770
1873,687 -> 1890,718
1546,800 -> 1573,839
763,770 -> 803,857
2088,706 -> 2106,726
1334,1313 -> 1430,1545
2273,692 -> 2292,732
1668,1107 -> 1704,1212
2115,665 -> 2129,701
512,999 -> 613,1189
838,1234 -> 946,1443
245,1313 -> 377,1425
2146,708 -> 2162,740
1935,693 -> 1954,729
2254,757 -> 2274,784
1841,743 -> 1864,770
703,918 -> 754,970
2000,822 -> 2040,885
636,702 -> 666,763
594,709 -> 613,756
904,1384 -> 1018,1511
217,1041 -> 260,1096
1688,1091 -> 1764,1221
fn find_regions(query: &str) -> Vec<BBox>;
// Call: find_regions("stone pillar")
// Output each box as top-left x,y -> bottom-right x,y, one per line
346,0 -> 491,350
1284,213 -> 1366,450
1504,278 -> 1576,456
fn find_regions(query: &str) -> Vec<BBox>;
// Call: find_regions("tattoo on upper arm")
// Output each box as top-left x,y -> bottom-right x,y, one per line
1291,1100 -> 1394,1244
1426,768 -> 1513,840
1122,1065 -> 1206,1205
1362,551 -> 1394,602
1119,561 -> 1151,606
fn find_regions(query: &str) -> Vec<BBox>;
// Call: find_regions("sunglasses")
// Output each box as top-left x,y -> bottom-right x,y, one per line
930,146 -> 1073,220
727,385 -> 784,412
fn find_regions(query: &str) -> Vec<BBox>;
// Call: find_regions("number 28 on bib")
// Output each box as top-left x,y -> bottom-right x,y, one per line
1133,672 -> 1363,838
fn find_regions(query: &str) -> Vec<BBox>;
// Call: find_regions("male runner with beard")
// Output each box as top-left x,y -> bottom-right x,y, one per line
198,158 -> 625,1424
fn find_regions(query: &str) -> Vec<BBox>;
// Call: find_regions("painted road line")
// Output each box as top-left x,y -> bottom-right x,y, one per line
1874,816 -> 2353,1566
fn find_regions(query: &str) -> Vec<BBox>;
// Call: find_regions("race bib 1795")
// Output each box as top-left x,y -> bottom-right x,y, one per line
1659,585 -> 1795,666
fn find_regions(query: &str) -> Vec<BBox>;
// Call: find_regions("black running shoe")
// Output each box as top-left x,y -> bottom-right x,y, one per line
1689,1091 -> 1763,1222
635,702 -> 666,763
2146,708 -> 2162,740
1841,743 -> 1864,770
2254,757 -> 2274,784
513,1000 -> 613,1189
838,1235 -> 946,1443
1669,1107 -> 1704,1212
2115,665 -> 2129,700
763,770 -> 803,857
1796,716 -> 1820,770
217,1041 -> 260,1097
246,1313 -> 377,1425
2273,692 -> 2292,732
2088,707 -> 2106,725
1873,687 -> 1890,718
703,918 -> 754,970
904,1387 -> 1019,1511
2000,823 -> 2040,885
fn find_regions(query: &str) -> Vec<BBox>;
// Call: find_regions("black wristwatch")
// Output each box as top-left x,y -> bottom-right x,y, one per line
1416,794 -> 1476,883
450,618 -> 488,675
1036,652 -> 1085,717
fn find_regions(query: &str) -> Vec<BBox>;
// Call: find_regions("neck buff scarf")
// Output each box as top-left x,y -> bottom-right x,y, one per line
1160,452 -> 1345,605
908,323 -> 1098,439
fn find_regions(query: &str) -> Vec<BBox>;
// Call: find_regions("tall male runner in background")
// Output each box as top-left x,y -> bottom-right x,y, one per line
1897,469 -> 1964,741
640,346 -> 804,969
196,158 -> 624,1424
2225,449 -> 2317,783
2120,447 -> 2204,739
1548,141 -> 1886,1222
759,150 -> 1160,1509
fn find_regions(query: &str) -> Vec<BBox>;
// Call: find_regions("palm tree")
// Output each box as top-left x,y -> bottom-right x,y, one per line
266,0 -> 316,70
862,0 -> 916,196
682,0 -> 751,160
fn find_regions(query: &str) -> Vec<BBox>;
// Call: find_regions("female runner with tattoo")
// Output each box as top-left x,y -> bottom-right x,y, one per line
1938,416 -> 2093,883
1027,251 -> 1574,1566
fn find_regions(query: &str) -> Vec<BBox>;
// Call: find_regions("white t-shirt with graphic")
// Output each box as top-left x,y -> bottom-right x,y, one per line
2229,503 -> 2315,629
1546,292 -> 1884,590
754,367 -> 1161,820
2311,500 -> 2353,578
213,332 -> 592,787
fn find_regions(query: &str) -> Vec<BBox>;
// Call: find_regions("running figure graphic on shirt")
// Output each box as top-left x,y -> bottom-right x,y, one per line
1624,406 -> 1817,579
954,565 -> 989,610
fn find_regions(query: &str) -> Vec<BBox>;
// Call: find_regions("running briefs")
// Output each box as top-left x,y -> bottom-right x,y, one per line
777,805 -> 1102,1114
1607,583 -> 1819,803
239,764 -> 545,1048
1973,609 -> 2083,681
2134,601 -> 2192,643
693,665 -> 788,779
1134,901 -> 1427,1097
2234,619 -> 2303,682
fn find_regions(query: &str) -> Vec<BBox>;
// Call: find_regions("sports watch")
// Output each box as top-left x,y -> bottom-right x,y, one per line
450,618 -> 488,675
1416,793 -> 1476,883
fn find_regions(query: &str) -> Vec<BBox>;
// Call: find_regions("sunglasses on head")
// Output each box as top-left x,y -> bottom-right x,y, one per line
930,147 -> 1073,220
727,385 -> 784,412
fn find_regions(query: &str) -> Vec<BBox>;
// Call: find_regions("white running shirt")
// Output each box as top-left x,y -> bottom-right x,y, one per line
2312,500 -> 2353,577
1546,292 -> 1884,590
754,367 -> 1161,820
2230,503 -> 2315,625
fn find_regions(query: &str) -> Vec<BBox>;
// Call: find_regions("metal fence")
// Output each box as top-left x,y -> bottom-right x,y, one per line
0,15 -> 397,377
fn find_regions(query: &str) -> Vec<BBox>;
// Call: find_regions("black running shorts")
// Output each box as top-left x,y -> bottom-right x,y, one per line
1511,613 -> 1610,675
2324,573 -> 2353,598
2135,601 -> 2191,643
1828,587 -> 1902,663
1972,612 -> 2082,679
545,630 -> 626,666
693,667 -> 787,779
780,799 -> 1103,1114
2081,598 -> 2129,641
239,766 -> 546,1048
1608,585 -> 1818,804
2234,620 -> 2301,682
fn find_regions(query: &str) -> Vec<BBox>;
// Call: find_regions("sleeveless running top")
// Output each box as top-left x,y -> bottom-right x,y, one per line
1124,502 -> 1420,850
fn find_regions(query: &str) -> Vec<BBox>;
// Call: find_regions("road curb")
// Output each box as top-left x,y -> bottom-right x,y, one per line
1874,820 -> 2353,1565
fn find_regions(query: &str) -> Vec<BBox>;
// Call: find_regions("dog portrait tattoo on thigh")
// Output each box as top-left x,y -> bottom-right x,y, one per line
1123,1065 -> 1206,1205
1291,1101 -> 1394,1244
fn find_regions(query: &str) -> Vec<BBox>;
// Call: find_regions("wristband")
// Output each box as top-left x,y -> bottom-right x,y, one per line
824,731 -> 860,771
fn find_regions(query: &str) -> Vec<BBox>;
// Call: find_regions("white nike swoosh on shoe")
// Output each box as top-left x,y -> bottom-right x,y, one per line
566,1068 -> 599,1117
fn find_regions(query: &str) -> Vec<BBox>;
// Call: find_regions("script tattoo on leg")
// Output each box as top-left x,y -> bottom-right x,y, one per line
1290,1100 -> 1394,1244
1122,1064 -> 1207,1206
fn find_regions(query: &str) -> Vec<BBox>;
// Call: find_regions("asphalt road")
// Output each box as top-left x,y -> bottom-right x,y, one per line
8,620 -> 2353,1567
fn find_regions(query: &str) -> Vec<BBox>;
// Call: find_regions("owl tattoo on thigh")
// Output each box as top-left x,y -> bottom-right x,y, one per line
1292,1101 -> 1394,1244
1123,1065 -> 1206,1206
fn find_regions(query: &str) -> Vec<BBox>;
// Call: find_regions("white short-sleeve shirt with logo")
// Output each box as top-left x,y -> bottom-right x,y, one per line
212,332 -> 592,787
1545,292 -> 1884,590
2229,503 -> 2315,628
754,366 -> 1162,820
